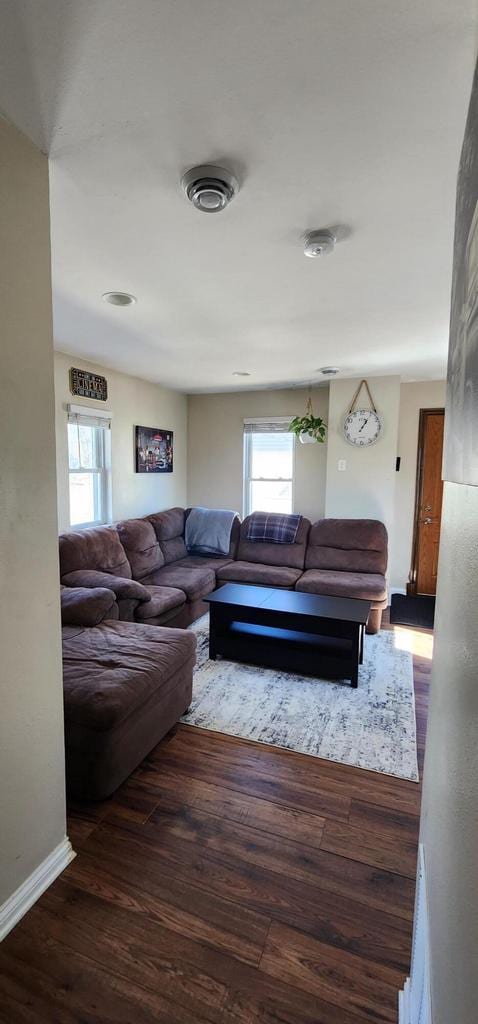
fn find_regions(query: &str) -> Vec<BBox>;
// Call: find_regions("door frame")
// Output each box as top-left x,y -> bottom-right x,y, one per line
407,407 -> 445,596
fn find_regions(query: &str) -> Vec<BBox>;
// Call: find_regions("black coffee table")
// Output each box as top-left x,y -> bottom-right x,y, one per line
205,583 -> 371,688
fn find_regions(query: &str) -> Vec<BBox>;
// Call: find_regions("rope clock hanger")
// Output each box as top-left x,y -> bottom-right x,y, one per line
343,379 -> 382,447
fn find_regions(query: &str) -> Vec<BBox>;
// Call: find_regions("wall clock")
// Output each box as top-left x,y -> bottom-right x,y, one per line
343,379 -> 382,447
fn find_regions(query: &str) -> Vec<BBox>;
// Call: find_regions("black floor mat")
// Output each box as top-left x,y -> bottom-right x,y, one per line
390,593 -> 435,630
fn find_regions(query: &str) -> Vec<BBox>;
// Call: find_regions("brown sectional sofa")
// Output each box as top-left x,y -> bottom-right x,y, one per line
61,586 -> 195,800
59,509 -> 388,633
59,510 -> 388,800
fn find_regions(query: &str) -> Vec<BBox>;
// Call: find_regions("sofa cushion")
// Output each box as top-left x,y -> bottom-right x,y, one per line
61,570 -> 151,603
216,560 -> 303,588
147,507 -> 187,563
296,568 -> 387,603
142,565 -> 215,602
134,585 -> 186,621
63,621 -> 196,732
60,586 -> 118,627
59,526 -> 132,579
174,554 -> 233,571
237,514 -> 310,569
116,518 -> 165,580
305,519 -> 388,574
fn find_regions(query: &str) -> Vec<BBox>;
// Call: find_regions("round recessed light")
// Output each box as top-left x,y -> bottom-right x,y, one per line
102,291 -> 136,306
232,371 -> 251,377
316,366 -> 340,376
182,164 -> 238,213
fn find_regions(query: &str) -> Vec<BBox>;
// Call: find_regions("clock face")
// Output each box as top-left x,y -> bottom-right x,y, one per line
343,409 -> 382,446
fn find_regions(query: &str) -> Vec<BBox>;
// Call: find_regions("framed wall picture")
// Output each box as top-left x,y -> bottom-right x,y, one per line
444,62 -> 478,485
135,426 -> 173,473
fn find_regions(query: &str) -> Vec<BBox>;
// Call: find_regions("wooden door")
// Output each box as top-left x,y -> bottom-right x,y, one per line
409,409 -> 445,596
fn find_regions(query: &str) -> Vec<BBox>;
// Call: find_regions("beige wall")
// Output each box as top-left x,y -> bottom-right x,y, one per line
325,376 -> 401,576
391,380 -> 446,589
187,387 -> 329,521
420,482 -> 478,1023
0,119 -> 67,905
416,54 -> 478,1024
54,352 -> 188,532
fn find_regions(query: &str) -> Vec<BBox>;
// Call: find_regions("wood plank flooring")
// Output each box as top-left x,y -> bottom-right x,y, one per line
0,614 -> 431,1023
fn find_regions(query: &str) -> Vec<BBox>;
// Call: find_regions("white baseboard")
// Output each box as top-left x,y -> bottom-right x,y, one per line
0,837 -> 76,942
399,844 -> 432,1024
399,977 -> 411,1023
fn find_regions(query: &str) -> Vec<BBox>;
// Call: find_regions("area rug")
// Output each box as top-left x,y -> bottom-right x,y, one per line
183,616 -> 419,782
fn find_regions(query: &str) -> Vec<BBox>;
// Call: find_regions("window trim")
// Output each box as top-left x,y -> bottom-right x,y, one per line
243,417 -> 296,519
67,406 -> 112,529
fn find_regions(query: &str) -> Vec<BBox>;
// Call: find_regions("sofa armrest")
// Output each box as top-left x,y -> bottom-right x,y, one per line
60,586 -> 119,627
61,569 -> 152,603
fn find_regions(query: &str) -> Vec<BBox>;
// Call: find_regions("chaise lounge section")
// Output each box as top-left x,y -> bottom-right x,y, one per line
61,586 -> 196,800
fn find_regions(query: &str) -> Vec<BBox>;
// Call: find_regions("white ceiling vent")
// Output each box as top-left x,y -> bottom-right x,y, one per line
182,164 -> 238,213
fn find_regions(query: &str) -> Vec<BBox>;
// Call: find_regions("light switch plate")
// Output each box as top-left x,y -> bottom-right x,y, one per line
338,459 -> 346,471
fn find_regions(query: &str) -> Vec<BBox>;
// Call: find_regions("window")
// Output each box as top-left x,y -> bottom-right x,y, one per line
67,407 -> 111,528
243,418 -> 295,517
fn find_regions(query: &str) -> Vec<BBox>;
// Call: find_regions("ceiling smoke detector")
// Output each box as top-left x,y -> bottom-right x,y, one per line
303,230 -> 336,257
317,366 -> 340,376
182,164 -> 238,213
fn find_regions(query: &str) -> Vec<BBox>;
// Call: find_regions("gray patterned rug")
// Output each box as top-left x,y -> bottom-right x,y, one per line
183,616 -> 419,782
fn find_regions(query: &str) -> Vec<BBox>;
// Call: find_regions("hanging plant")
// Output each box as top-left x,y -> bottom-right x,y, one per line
289,391 -> 327,445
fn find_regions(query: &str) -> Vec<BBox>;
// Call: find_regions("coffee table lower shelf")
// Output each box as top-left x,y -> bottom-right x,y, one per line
206,584 -> 371,688
209,619 -> 364,687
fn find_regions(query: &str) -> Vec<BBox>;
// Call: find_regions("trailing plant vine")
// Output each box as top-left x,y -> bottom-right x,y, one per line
289,392 -> 327,443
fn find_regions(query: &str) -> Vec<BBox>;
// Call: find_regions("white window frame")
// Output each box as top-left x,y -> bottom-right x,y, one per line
243,417 -> 296,518
67,405 -> 112,530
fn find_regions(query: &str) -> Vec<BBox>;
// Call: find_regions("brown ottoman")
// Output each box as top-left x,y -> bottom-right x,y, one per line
63,619 -> 196,800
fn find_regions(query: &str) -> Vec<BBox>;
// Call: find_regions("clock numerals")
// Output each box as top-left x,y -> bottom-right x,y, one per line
343,409 -> 381,447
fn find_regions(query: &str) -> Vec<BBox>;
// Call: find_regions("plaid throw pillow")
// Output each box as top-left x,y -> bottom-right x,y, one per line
247,512 -> 302,545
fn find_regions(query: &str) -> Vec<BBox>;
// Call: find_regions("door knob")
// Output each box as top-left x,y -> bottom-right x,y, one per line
423,517 -> 432,524
424,505 -> 432,512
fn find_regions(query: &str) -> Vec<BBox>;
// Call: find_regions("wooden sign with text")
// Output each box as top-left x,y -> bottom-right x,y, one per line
70,368 -> 108,402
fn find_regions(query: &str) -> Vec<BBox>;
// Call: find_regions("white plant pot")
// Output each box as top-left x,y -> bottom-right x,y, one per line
299,432 -> 317,444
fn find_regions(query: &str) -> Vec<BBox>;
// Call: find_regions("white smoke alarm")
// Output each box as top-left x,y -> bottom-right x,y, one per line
303,230 -> 336,257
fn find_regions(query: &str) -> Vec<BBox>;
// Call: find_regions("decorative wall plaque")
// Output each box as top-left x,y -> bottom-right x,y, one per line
70,367 -> 108,402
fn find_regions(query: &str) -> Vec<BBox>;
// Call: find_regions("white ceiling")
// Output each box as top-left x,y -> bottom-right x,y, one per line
0,1 -> 476,392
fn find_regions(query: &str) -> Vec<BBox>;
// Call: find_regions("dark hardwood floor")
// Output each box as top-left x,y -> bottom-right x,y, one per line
0,613 -> 432,1023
